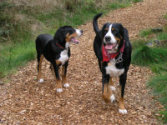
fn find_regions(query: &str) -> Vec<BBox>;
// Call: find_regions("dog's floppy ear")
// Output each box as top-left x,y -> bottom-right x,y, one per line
117,23 -> 125,39
117,23 -> 126,50
54,28 -> 66,42
119,23 -> 129,42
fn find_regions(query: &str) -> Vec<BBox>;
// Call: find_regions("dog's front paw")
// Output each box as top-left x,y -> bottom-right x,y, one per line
56,88 -> 63,93
119,109 -> 127,114
63,83 -> 70,88
110,94 -> 115,102
38,78 -> 44,83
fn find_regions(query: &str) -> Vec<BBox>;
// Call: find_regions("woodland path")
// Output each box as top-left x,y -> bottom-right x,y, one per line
0,0 -> 167,124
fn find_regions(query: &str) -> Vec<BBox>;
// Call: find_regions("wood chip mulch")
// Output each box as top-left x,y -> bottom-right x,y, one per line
0,0 -> 167,124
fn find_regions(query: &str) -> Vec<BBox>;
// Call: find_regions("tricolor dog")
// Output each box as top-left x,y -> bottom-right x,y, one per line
93,13 -> 132,114
35,26 -> 83,93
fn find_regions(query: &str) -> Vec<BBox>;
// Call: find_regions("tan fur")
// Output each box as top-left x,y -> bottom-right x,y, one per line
119,97 -> 125,110
56,79 -> 62,89
112,28 -> 115,31
66,33 -> 77,42
103,84 -> 112,103
56,60 -> 62,65
115,37 -> 121,44
109,77 -> 114,86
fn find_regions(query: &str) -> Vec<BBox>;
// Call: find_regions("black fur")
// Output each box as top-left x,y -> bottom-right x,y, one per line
35,26 -> 80,84
93,13 -> 132,102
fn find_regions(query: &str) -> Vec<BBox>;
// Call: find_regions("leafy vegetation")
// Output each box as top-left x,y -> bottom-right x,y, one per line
132,24 -> 167,123
139,28 -> 153,37
148,74 -> 167,123
132,46 -> 167,66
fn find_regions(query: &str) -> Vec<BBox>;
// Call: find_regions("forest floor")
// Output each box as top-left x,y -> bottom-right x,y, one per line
0,0 -> 167,124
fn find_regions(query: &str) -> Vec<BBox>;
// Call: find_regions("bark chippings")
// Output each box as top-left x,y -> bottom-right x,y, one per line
0,0 -> 167,124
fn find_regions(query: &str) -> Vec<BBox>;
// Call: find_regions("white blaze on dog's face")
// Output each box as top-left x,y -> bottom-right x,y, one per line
104,24 -> 117,45
102,24 -> 123,53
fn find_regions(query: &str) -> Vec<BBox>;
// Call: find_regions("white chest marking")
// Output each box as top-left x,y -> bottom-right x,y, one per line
58,49 -> 69,65
105,60 -> 124,77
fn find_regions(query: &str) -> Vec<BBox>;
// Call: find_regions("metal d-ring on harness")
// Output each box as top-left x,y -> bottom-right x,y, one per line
115,52 -> 123,64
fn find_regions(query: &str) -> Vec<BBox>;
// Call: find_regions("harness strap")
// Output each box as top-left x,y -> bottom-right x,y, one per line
102,40 -> 125,62
56,43 -> 65,49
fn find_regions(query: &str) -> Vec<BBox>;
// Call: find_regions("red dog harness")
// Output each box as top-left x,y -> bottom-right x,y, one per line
102,41 -> 125,62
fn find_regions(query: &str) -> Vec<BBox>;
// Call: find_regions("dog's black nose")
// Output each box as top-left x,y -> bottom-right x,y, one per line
105,36 -> 111,42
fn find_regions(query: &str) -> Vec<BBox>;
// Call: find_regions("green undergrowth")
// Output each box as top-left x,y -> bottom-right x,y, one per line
148,74 -> 167,123
0,41 -> 35,77
139,29 -> 153,37
0,0 -> 142,77
132,46 -> 167,66
132,23 -> 167,123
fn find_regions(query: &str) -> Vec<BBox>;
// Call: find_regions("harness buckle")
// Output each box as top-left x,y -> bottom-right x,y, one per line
116,53 -> 123,64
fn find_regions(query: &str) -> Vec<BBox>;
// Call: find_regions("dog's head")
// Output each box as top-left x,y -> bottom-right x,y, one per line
54,26 -> 83,47
101,23 -> 124,53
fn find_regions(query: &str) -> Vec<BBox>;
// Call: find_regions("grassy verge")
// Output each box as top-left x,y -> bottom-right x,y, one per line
131,23 -> 167,123
0,41 -> 35,77
0,0 -> 142,77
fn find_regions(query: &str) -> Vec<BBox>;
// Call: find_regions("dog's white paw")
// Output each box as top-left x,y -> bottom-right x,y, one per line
110,86 -> 116,91
110,94 -> 115,102
56,88 -> 63,93
38,78 -> 44,83
119,109 -> 128,114
63,83 -> 70,88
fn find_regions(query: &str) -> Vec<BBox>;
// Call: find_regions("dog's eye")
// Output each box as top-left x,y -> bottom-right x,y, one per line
112,30 -> 118,35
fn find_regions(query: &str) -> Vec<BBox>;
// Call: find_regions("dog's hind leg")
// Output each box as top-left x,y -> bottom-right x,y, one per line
37,54 -> 44,83
62,61 -> 69,88
118,73 -> 128,114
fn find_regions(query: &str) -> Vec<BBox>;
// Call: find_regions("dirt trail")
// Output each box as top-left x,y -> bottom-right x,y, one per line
0,0 -> 167,124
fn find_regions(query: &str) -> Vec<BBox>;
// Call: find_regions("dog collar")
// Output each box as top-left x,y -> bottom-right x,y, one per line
56,43 -> 65,49
102,40 -> 125,62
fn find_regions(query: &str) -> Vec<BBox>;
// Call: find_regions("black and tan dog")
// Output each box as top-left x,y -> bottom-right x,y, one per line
93,13 -> 132,114
35,26 -> 83,93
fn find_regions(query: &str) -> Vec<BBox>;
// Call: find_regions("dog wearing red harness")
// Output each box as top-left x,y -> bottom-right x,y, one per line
93,13 -> 132,114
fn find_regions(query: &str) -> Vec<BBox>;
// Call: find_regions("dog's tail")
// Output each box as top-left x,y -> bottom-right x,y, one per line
93,13 -> 103,36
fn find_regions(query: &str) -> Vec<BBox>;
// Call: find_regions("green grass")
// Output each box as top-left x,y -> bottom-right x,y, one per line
0,41 -> 35,77
109,2 -> 129,10
139,28 -> 153,37
148,74 -> 167,123
157,32 -> 167,40
132,0 -> 143,3
150,62 -> 167,73
164,14 -> 167,19
132,46 -> 167,66
132,22 -> 167,123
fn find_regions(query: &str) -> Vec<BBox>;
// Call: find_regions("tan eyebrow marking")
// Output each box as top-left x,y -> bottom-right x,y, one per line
112,28 -> 115,31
